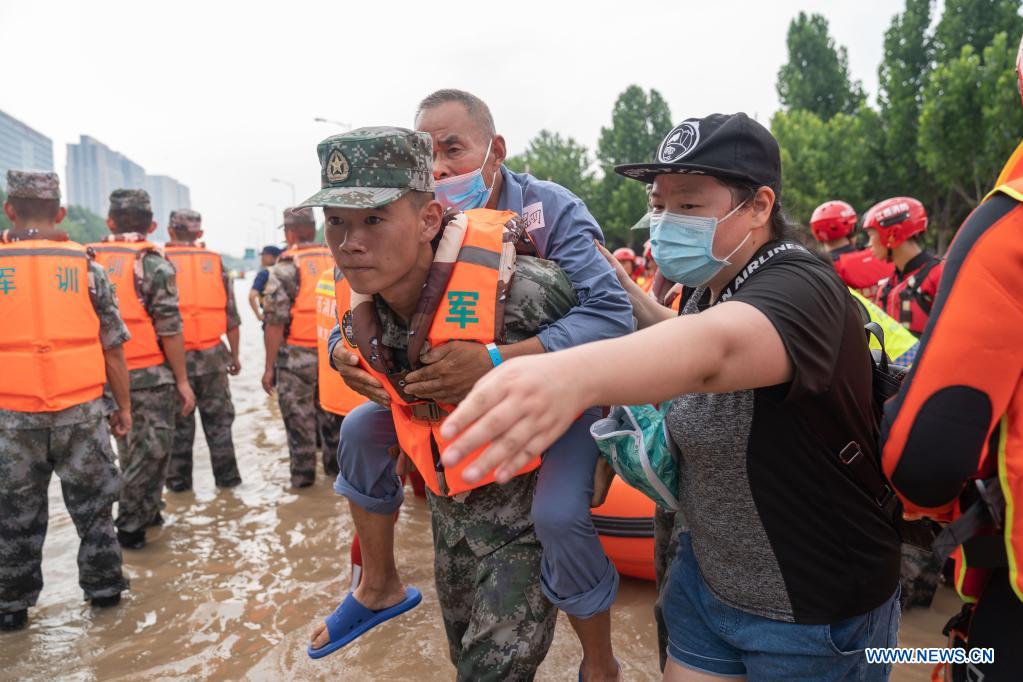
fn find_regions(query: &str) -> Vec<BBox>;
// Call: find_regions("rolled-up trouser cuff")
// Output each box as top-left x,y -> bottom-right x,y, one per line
541,552 -> 619,618
333,470 -> 404,515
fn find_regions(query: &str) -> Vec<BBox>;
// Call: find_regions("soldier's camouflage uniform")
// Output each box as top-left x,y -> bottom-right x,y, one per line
0,224 -> 129,610
371,250 -> 576,681
167,238 -> 242,490
103,220 -> 184,534
263,249 -> 339,486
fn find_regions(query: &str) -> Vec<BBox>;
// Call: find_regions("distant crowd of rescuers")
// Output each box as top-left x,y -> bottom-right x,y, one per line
0,82 -> 1020,682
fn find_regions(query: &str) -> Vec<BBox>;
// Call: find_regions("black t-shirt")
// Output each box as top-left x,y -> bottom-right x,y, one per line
666,241 -> 900,624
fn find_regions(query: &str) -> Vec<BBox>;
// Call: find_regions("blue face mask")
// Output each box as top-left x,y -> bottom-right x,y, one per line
434,139 -> 498,211
650,202 -> 750,286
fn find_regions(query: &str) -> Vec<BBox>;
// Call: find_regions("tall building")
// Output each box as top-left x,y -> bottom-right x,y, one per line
146,175 -> 192,242
66,135 -> 189,241
0,109 -> 54,191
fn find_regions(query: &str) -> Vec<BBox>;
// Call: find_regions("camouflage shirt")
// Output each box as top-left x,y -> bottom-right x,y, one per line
128,249 -> 184,390
263,244 -> 319,372
381,255 -> 578,555
185,263 -> 242,377
0,262 -> 128,429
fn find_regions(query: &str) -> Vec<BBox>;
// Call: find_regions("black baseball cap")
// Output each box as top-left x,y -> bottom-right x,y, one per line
615,113 -> 782,195
260,245 -> 282,257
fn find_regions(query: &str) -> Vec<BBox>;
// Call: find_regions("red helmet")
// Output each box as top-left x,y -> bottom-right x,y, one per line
643,240 -> 652,260
613,247 -> 636,262
809,200 -> 857,241
862,197 -> 928,249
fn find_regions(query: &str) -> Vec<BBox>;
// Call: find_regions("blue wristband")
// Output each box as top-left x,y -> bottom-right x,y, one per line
485,342 -> 503,367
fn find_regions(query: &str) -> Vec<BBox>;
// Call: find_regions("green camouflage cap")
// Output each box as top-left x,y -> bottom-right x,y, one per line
279,206 -> 316,229
297,126 -> 434,209
169,208 -> 202,231
109,188 -> 152,212
6,170 -> 60,200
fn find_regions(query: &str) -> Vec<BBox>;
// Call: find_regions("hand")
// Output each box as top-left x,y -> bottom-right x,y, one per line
176,380 -> 196,416
662,283 -> 683,309
404,341 -> 492,404
109,408 -> 132,437
256,310 -> 264,322
228,355 -> 242,376
439,353 -> 585,484
262,368 -> 276,395
595,240 -> 633,287
332,345 -> 390,406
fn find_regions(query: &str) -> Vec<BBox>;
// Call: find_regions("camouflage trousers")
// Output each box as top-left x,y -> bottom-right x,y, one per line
899,542 -> 943,610
168,370 -> 240,489
319,410 -> 342,479
427,472 -> 556,682
0,418 -> 128,611
276,361 -> 339,486
115,384 -> 176,533
653,504 -> 687,672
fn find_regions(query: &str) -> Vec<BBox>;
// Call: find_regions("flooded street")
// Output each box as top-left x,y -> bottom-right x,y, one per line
2,278 -> 957,681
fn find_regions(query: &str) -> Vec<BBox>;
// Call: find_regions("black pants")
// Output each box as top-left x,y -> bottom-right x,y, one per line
963,568 -> 1023,681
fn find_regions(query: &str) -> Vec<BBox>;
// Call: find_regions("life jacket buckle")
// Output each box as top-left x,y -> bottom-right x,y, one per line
409,402 -> 449,424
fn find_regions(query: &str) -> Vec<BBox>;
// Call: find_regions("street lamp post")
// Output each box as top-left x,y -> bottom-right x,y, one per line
271,178 -> 296,205
257,203 -> 277,245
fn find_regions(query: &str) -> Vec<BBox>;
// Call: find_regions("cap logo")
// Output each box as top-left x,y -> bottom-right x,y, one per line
326,149 -> 350,184
658,121 -> 700,163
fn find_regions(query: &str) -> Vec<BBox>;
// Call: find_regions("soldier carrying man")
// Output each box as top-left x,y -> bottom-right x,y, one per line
164,209 -> 243,492
0,171 -> 131,630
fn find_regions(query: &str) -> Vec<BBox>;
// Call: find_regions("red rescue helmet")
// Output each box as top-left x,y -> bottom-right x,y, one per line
809,200 -> 857,241
643,240 -> 652,260
862,197 -> 928,249
613,247 -> 636,263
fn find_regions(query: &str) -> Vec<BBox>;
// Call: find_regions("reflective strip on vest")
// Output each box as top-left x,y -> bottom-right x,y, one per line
338,210 -> 542,496
89,241 -> 165,370
315,269 -> 365,416
165,245 -> 227,351
0,240 -> 106,412
286,245 -> 333,348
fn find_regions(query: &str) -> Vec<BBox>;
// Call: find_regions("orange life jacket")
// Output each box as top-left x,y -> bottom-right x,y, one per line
338,209 -> 542,496
89,239 -> 166,370
281,244 -> 333,348
0,239 -> 107,412
315,267 -> 366,416
164,244 -> 227,351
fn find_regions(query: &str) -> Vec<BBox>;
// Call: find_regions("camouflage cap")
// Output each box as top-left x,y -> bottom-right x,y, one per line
279,206 -> 316,229
296,126 -> 434,209
109,188 -> 152,212
169,208 -> 202,232
6,170 -> 60,200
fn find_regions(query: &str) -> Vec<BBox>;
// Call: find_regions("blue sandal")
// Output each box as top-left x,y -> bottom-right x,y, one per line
308,587 -> 422,659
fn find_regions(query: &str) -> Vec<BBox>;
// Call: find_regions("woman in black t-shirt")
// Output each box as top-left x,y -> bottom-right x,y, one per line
440,113 -> 901,681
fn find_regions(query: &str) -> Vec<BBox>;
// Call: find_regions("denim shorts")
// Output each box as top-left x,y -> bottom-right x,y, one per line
660,533 -> 901,680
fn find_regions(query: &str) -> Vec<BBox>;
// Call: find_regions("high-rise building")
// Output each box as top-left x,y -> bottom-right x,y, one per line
145,175 -> 192,242
66,134 -> 189,241
0,109 -> 54,191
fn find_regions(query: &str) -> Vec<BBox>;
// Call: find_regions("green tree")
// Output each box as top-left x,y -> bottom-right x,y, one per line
777,12 -> 865,120
877,0 -> 934,199
932,0 -> 1023,63
0,188 -> 108,242
918,32 -> 1023,248
595,85 -> 672,246
506,130 -> 597,207
0,188 -> 10,232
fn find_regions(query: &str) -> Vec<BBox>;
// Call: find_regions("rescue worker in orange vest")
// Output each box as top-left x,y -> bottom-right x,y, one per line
810,200 -> 893,299
0,171 -> 131,631
89,189 -> 196,550
261,207 -> 337,487
864,197 -> 944,337
305,128 -> 585,679
163,210 -> 243,492
881,34 -> 1023,681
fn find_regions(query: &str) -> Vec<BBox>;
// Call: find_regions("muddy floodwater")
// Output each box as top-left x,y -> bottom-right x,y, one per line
2,278 -> 958,681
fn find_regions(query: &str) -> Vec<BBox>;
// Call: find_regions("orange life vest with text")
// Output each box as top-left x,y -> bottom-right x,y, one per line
0,239 -> 107,412
89,239 -> 166,370
315,268 -> 366,416
282,244 -> 333,348
164,244 -> 227,351
338,209 -> 542,496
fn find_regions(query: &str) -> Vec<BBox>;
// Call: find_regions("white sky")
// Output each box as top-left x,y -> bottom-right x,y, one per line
0,0 -> 904,255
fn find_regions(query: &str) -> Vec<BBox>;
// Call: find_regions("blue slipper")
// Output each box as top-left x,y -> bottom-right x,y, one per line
307,587 -> 422,659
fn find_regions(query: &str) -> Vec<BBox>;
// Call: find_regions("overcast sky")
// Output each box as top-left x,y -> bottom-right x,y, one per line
1,0 -> 906,255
